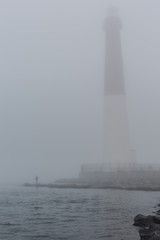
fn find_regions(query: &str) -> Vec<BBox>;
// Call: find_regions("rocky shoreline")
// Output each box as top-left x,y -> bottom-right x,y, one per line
133,205 -> 160,240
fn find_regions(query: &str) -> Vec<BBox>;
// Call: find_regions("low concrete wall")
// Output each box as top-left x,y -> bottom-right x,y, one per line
79,170 -> 160,187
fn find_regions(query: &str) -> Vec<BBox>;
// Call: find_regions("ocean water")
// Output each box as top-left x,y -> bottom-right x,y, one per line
0,186 -> 159,240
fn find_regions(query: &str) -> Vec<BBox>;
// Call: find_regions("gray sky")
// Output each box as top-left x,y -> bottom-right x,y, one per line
0,0 -> 160,183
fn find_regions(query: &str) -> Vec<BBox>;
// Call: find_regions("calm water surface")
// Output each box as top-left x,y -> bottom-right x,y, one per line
0,185 -> 159,240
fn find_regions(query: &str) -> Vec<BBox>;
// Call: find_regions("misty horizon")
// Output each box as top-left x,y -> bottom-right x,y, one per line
0,0 -> 160,184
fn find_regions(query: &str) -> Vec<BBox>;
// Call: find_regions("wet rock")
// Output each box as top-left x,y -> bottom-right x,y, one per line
156,210 -> 160,215
139,227 -> 160,240
134,214 -> 160,226
133,214 -> 160,239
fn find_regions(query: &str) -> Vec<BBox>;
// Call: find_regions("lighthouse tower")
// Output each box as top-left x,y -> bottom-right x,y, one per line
103,7 -> 135,171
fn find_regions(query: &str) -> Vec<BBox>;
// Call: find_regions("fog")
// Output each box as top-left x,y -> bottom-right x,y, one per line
0,0 -> 160,184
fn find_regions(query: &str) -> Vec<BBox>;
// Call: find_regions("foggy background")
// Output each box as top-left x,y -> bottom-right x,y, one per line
0,0 -> 160,184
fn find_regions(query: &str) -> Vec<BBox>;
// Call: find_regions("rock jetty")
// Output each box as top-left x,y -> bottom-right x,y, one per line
133,205 -> 160,239
23,182 -> 160,191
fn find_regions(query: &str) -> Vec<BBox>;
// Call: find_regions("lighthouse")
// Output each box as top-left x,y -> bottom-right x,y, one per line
103,7 -> 135,171
79,7 -> 136,178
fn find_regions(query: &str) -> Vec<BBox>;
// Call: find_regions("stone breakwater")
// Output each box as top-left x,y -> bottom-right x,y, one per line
23,182 -> 160,191
133,205 -> 160,239
24,170 -> 160,191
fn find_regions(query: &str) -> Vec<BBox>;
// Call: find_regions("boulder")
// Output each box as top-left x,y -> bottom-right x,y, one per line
133,214 -> 160,239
